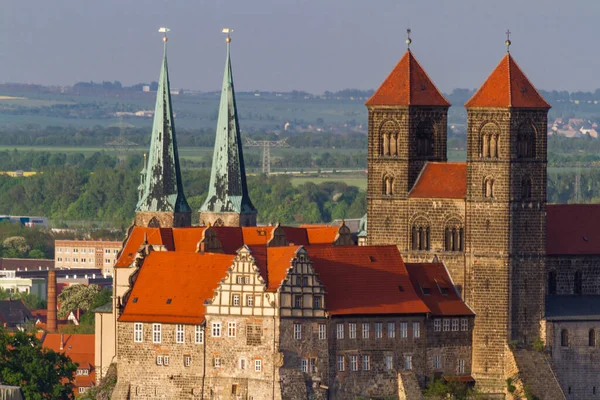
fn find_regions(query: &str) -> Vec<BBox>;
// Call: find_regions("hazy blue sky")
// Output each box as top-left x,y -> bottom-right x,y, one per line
1,0 -> 599,94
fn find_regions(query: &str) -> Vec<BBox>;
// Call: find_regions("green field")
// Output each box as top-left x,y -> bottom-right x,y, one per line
289,175 -> 367,190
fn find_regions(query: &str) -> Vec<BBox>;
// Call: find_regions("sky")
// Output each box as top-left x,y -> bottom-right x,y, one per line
1,0 -> 600,94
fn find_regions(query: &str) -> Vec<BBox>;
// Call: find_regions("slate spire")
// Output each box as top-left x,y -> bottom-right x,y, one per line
135,32 -> 191,228
200,31 -> 257,227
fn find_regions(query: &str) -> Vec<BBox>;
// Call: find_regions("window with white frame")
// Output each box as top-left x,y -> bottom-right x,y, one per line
461,318 -> 468,331
434,319 -> 441,332
232,294 -> 240,306
337,323 -> 344,339
376,322 -> 382,339
152,324 -> 161,343
134,323 -> 143,343
362,355 -> 370,370
184,355 -> 191,367
388,322 -> 396,338
294,295 -> 303,308
349,323 -> 357,339
214,357 -> 221,368
212,322 -> 221,337
294,323 -> 302,340
228,322 -> 236,337
163,355 -> 169,366
400,322 -> 408,338
443,319 -> 450,332
236,276 -> 244,284
452,319 -> 459,332
318,323 -> 326,340
313,295 -> 322,309
385,354 -> 393,370
413,322 -> 420,338
195,325 -> 203,344
350,355 -> 358,371
255,359 -> 262,372
156,355 -> 163,365
176,324 -> 184,343
404,355 -> 412,370
337,355 -> 345,371
433,354 -> 442,369
244,276 -> 250,284
458,359 -> 465,374
301,358 -> 308,373
247,295 -> 254,307
362,323 -> 370,339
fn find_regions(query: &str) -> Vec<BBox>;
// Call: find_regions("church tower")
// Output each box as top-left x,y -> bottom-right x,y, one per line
135,32 -> 191,228
464,41 -> 550,389
366,37 -> 450,247
200,31 -> 257,227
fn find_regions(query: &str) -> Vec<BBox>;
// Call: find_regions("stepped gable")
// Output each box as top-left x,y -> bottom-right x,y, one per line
304,245 -> 430,315
405,262 -> 474,316
365,50 -> 450,107
547,204 -> 600,255
409,162 -> 467,199
465,53 -> 550,108
119,251 -> 235,324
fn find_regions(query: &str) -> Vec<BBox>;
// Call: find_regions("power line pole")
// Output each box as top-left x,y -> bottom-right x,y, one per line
245,138 -> 289,174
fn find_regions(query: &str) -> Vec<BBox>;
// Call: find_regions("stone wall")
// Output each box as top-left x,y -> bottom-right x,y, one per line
546,256 -> 600,295
199,211 -> 257,228
135,211 -> 191,228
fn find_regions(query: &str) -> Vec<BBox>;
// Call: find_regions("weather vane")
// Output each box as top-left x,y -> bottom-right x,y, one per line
406,28 -> 412,49
159,27 -> 170,42
222,28 -> 234,43
505,29 -> 512,53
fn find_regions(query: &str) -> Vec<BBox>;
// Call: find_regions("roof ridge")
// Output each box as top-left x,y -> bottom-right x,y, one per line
407,50 -> 412,106
507,54 -> 513,107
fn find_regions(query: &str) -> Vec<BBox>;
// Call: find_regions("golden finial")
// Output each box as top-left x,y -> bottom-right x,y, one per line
505,29 -> 512,53
159,27 -> 170,42
222,28 -> 233,43
406,28 -> 412,49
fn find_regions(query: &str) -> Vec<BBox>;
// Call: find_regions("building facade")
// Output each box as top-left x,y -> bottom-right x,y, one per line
55,239 -> 121,276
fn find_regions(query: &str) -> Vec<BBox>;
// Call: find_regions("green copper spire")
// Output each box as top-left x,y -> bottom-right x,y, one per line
136,33 -> 191,217
200,30 -> 257,227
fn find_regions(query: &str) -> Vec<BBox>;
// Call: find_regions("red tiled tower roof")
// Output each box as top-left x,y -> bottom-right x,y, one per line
409,162 -> 467,199
465,53 -> 550,109
365,50 -> 450,107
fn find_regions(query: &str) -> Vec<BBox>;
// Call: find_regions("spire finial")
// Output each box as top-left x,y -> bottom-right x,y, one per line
505,29 -> 512,53
159,27 -> 170,43
222,28 -> 233,44
406,28 -> 412,49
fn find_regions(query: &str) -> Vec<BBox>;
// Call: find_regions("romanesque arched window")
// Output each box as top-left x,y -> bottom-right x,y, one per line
561,329 -> 569,347
411,217 -> 430,251
383,175 -> 394,196
589,329 -> 596,347
213,218 -> 224,227
518,123 -> 536,158
444,218 -> 464,252
380,121 -> 398,157
521,177 -> 532,200
148,217 -> 161,228
574,270 -> 583,295
483,177 -> 495,199
480,123 -> 500,159
416,121 -> 434,156
548,270 -> 557,295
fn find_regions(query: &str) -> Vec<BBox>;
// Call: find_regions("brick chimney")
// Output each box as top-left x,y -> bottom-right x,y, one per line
47,270 -> 57,333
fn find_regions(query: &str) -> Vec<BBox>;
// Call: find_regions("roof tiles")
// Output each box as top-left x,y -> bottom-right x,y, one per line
409,162 -> 467,199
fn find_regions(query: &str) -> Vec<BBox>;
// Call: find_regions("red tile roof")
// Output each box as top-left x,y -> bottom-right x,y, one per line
409,162 -> 467,199
42,333 -> 95,389
405,263 -> 474,316
114,227 -> 175,268
249,245 -> 300,291
366,50 -> 450,107
211,227 -> 245,253
305,245 -> 430,316
306,227 -> 340,244
171,227 -> 207,252
119,252 -> 235,324
465,54 -> 550,109
242,227 -> 275,246
546,204 -> 600,255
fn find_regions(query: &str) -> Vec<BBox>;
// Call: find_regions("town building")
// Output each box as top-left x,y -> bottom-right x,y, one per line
55,239 -> 121,276
0,299 -> 33,330
0,270 -> 45,299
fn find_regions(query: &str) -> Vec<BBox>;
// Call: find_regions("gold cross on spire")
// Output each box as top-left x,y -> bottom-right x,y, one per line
505,29 -> 512,53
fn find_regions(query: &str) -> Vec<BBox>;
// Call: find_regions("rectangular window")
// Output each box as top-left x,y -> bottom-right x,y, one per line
163,355 -> 169,366
134,323 -> 143,343
255,359 -> 262,372
413,322 -> 420,338
318,323 -> 326,340
73,248 -> 78,253
232,384 -> 238,395
294,323 -> 302,340
310,358 -> 317,373
458,359 -> 465,374
434,319 -> 441,332
400,322 -> 408,338
228,322 -> 237,337
214,357 -> 221,368
385,354 -> 393,370
184,356 -> 191,367
105,249 -> 110,254
362,323 -> 370,339
388,322 -> 396,338
337,355 -> 345,371
244,276 -> 250,284
176,324 -> 184,344
294,295 -> 303,308
212,322 -> 221,337
434,354 -> 442,369
156,355 -> 163,365
350,355 -> 358,371
452,319 -> 459,332
152,324 -> 161,343
376,322 -> 382,339
362,355 -> 370,371
443,319 -> 450,332
247,295 -> 254,307
195,325 -> 203,344
405,355 -> 412,370
301,358 -> 308,373
349,323 -> 357,339
232,294 -> 240,306
236,276 -> 243,284
313,295 -> 322,309
461,318 -> 468,331
337,323 -> 344,339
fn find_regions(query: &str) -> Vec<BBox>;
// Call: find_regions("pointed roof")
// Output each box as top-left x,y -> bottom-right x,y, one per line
200,39 -> 256,215
366,50 -> 450,107
136,40 -> 190,214
465,53 -> 550,109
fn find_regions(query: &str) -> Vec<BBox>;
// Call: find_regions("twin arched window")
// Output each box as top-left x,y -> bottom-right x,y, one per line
416,121 -> 434,157
411,223 -> 430,251
380,121 -> 399,156
445,226 -> 465,252
518,123 -> 536,158
480,123 -> 500,158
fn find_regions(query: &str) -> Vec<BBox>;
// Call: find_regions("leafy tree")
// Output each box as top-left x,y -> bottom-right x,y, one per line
58,284 -> 101,318
0,329 -> 77,399
423,376 -> 482,399
79,363 -> 116,400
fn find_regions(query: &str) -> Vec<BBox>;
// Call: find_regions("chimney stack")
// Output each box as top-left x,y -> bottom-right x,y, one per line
47,270 -> 57,333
